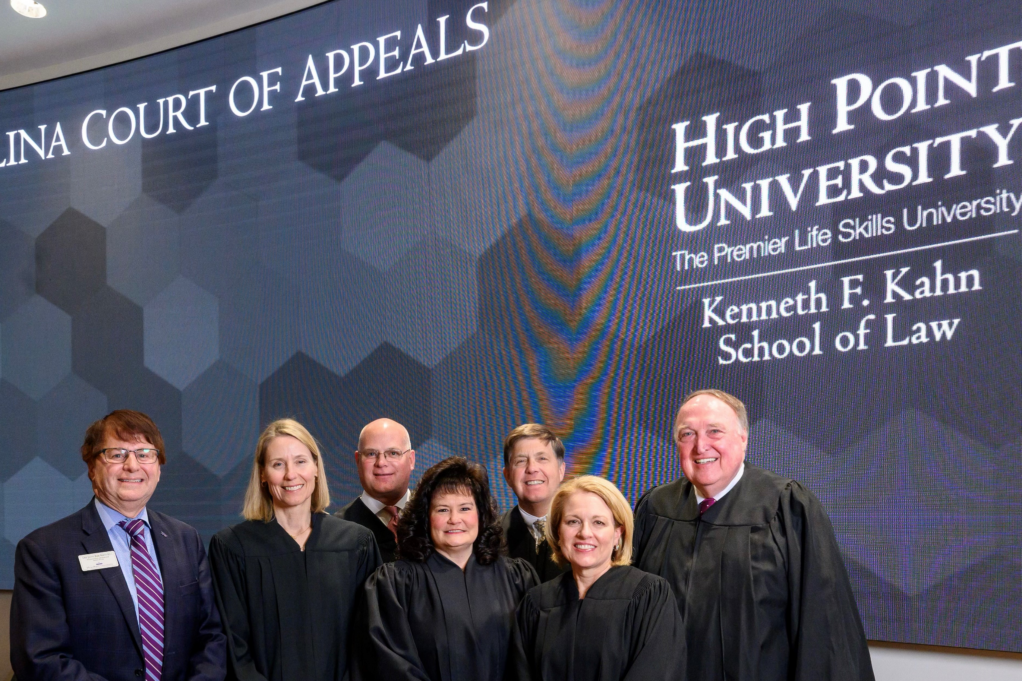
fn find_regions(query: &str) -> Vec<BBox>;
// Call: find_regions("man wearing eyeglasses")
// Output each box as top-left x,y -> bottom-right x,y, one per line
11,409 -> 227,681
335,418 -> 416,562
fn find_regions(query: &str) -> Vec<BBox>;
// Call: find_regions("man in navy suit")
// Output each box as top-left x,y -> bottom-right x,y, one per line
11,409 -> 226,681
335,418 -> 416,562
500,423 -> 568,581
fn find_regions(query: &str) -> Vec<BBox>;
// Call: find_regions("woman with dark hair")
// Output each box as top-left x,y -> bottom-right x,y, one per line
357,456 -> 538,681
209,419 -> 381,681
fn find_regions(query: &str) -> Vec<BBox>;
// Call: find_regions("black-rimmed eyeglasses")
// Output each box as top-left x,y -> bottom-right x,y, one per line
96,448 -> 161,464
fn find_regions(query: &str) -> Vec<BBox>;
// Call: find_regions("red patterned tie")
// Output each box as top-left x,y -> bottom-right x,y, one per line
120,519 -> 165,681
385,505 -> 401,539
699,497 -> 716,514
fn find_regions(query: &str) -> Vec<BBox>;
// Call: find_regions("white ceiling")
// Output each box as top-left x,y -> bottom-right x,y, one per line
0,0 -> 327,91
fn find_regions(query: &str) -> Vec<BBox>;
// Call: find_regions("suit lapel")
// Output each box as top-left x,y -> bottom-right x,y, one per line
507,507 -> 536,560
355,498 -> 389,531
80,502 -> 144,656
355,497 -> 397,554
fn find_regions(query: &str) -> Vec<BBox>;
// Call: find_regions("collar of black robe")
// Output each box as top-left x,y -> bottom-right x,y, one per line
685,465 -> 791,526
272,510 -> 324,550
552,564 -> 634,604
427,548 -> 478,574
694,462 -> 745,507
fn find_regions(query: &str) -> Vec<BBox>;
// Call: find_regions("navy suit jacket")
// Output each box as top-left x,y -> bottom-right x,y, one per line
335,496 -> 397,563
11,500 -> 227,681
500,506 -> 567,582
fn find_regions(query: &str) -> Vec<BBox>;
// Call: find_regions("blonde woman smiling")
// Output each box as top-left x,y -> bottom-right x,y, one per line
209,419 -> 381,681
509,476 -> 685,680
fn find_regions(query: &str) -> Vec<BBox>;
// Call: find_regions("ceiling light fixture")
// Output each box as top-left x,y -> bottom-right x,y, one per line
11,0 -> 46,18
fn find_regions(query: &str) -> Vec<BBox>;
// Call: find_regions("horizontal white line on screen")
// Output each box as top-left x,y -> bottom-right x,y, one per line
675,229 -> 1020,291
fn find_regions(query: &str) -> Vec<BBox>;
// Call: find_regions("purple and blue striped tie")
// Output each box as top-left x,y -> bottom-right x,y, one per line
119,519 -> 164,681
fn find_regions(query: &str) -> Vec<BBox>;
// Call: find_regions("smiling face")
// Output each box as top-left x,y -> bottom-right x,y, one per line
558,491 -> 622,574
88,431 -> 162,518
675,394 -> 748,498
261,435 -> 317,512
429,490 -> 479,563
356,419 -> 415,505
503,437 -> 566,516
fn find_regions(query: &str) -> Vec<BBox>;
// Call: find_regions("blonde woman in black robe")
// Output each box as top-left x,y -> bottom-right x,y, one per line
210,419 -> 380,681
509,475 -> 685,681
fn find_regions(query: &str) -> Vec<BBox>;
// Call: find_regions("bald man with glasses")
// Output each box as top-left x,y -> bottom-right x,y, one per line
335,418 -> 416,562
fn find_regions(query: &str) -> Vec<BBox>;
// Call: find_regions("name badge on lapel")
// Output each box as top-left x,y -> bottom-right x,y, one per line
79,551 -> 119,571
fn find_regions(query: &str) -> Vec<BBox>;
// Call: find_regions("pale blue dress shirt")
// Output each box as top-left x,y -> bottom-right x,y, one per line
94,498 -> 165,626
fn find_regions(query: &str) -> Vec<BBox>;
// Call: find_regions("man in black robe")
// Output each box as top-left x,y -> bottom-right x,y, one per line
336,418 -> 415,562
500,423 -> 568,581
633,389 -> 875,681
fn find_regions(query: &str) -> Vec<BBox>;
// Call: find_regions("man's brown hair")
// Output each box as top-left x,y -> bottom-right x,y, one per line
502,423 -> 565,467
81,410 -> 167,465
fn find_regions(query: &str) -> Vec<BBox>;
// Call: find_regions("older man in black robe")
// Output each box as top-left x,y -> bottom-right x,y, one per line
633,389 -> 874,681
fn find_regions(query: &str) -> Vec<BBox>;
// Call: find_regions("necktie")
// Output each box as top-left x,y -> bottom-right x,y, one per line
699,497 -> 716,514
119,519 -> 164,681
533,518 -> 547,552
385,505 -> 401,539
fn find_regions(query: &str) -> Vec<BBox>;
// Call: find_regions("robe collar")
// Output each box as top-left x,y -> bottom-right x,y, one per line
270,510 -> 324,551
559,564 -> 629,602
695,463 -> 745,506
427,548 -> 477,575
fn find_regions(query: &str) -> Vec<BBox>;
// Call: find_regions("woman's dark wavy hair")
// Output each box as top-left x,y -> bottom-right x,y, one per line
396,456 -> 504,565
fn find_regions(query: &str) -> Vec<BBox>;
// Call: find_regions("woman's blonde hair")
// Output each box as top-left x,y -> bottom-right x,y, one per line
546,475 -> 634,568
242,419 -> 331,521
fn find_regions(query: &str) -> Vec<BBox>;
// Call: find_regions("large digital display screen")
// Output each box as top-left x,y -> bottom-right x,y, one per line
0,0 -> 1018,652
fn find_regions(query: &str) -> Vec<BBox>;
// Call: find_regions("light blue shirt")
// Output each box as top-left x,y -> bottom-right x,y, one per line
94,498 -> 164,626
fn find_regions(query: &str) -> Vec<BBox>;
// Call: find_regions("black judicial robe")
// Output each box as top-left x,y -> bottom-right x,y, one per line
633,465 -> 874,681
209,513 -> 381,681
508,565 -> 685,681
357,552 -> 538,681
336,496 -> 398,562
501,506 -> 568,582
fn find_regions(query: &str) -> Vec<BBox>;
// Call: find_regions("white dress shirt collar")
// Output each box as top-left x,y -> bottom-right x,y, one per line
695,463 -> 745,505
361,489 -> 410,515
518,506 -> 544,530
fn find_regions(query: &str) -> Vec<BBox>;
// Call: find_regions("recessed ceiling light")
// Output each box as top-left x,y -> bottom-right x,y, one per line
11,0 -> 46,18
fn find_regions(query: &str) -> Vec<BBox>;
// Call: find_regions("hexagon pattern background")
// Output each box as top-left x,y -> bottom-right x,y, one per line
0,0 -> 1019,653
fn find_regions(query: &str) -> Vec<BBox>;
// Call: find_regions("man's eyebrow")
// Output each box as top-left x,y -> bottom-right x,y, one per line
678,421 -> 728,429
